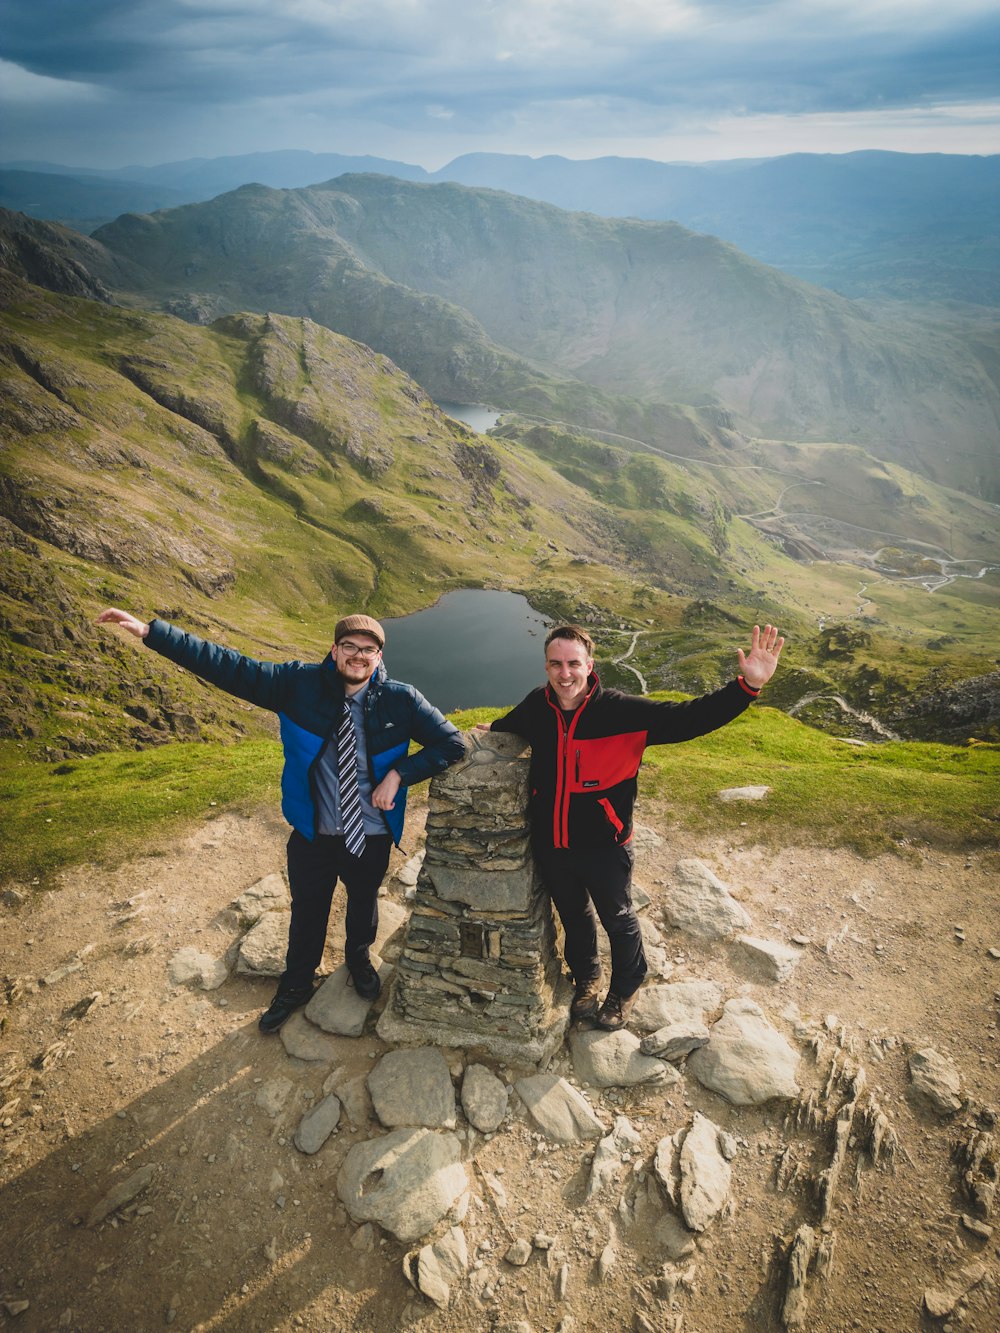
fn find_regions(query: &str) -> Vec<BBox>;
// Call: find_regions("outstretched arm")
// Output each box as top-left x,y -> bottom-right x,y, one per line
96,607 -> 149,639
737,623 -> 784,689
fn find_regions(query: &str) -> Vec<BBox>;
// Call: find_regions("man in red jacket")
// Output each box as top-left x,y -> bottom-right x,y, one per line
488,622 -> 783,1031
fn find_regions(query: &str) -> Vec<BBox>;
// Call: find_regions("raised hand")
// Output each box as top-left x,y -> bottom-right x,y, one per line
96,607 -> 149,639
737,623 -> 784,689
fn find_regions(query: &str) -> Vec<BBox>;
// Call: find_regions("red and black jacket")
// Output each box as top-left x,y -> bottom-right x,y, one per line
491,673 -> 759,850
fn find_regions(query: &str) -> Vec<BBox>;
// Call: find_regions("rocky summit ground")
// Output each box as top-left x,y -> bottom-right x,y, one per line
1,792 -> 998,1333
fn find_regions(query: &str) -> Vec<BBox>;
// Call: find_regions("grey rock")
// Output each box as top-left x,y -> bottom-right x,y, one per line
293,1094 -> 341,1154
687,999 -> 800,1105
412,1224 -> 468,1309
596,1239 -> 617,1281
653,1130 -> 682,1205
569,1029 -> 678,1089
505,1238 -> 532,1266
639,1021 -> 710,1062
350,1222 -> 377,1252
631,980 -> 724,1034
631,823 -> 663,851
325,1068 -> 373,1127
375,899 -> 408,961
717,785 -> 771,802
255,1078 -> 294,1118
236,911 -> 291,976
663,860 -> 751,939
232,872 -> 287,926
86,1163 -> 156,1227
306,959 -> 392,1037
908,1047 -> 964,1114
168,947 -> 229,991
461,1063 -> 508,1132
588,1116 -> 642,1199
336,1127 -> 469,1242
656,1212 -> 696,1260
368,1047 -> 457,1129
279,1010 -> 341,1064
515,1073 -> 607,1142
679,1113 -> 731,1232
736,934 -> 800,982
393,852 -> 425,888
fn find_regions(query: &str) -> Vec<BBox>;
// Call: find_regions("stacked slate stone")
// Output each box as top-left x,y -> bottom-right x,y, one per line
377,729 -> 568,1062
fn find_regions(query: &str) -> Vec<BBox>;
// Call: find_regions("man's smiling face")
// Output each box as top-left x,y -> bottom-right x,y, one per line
545,636 -> 594,710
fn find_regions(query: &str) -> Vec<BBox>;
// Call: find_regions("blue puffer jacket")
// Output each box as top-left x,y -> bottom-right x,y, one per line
145,619 -> 465,844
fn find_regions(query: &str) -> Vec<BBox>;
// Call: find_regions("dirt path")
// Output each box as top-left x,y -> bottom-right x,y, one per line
1,801 -> 998,1332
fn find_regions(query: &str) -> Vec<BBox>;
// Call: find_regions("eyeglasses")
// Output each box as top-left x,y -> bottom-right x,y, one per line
337,641 -> 381,660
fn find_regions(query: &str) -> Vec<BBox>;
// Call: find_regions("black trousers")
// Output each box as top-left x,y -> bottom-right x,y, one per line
280,830 -> 392,993
533,841 -> 647,999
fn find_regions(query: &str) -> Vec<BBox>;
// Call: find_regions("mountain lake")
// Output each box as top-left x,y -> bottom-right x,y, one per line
437,401 -> 501,433
379,588 -> 550,711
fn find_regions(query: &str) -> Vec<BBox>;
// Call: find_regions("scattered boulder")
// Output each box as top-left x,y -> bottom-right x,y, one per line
293,1094 -> 341,1155
717,785 -> 771,802
167,946 -> 229,991
279,1010 -> 341,1064
236,911 -> 291,976
631,980 -> 723,1034
336,1127 -> 469,1243
86,1163 -> 157,1228
588,1115 -> 642,1198
569,1028 -> 678,1089
662,861 -> 751,939
255,1078 -> 294,1118
515,1073 -> 606,1142
679,1113 -> 732,1232
231,872 -> 287,926
687,999 -> 800,1105
375,899 -> 409,961
305,959 -> 392,1037
407,1224 -> 468,1309
368,1047 -> 457,1129
392,851 -> 425,889
908,1048 -> 964,1115
736,935 -> 800,983
461,1063 -> 508,1132
639,1021 -> 710,1063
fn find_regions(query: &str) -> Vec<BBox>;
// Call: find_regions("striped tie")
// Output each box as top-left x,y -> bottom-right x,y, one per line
338,700 -> 366,857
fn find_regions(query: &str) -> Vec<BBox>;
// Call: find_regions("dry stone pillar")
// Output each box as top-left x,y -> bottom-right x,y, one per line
377,729 -> 569,1063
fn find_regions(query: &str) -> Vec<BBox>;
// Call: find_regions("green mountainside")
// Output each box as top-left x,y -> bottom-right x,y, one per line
0,255 -> 997,880
85,175 -> 1000,499
1,263 -> 997,768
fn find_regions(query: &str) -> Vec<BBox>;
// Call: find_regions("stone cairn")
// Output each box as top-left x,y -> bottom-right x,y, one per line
377,729 -> 569,1063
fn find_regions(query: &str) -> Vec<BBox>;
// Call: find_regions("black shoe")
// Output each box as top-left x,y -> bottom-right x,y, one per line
349,960 -> 381,1002
258,986 -> 313,1034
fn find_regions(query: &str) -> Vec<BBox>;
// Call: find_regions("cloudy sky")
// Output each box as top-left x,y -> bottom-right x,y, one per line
2,0 -> 998,170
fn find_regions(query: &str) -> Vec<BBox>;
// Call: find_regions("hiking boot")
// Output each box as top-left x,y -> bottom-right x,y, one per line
258,986 -> 314,1035
570,971 -> 604,1022
349,960 -> 381,1002
595,989 -> 638,1032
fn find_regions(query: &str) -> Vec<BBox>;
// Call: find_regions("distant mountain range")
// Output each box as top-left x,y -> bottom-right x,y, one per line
65,174 -> 1000,500
2,148 -> 997,305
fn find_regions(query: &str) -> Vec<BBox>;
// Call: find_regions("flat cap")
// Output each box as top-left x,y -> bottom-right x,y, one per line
334,614 -> 385,648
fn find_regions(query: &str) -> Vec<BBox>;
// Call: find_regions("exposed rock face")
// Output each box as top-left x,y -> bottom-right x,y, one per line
377,730 -> 567,1062
890,671 -> 1000,743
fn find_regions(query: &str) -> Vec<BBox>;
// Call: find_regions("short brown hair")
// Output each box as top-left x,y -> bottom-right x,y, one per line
544,624 -> 594,657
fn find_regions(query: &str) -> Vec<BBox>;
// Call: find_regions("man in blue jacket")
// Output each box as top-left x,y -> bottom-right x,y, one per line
98,607 -> 465,1032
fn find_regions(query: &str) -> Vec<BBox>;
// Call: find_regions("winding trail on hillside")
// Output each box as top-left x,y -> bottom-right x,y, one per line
611,630 -> 648,692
